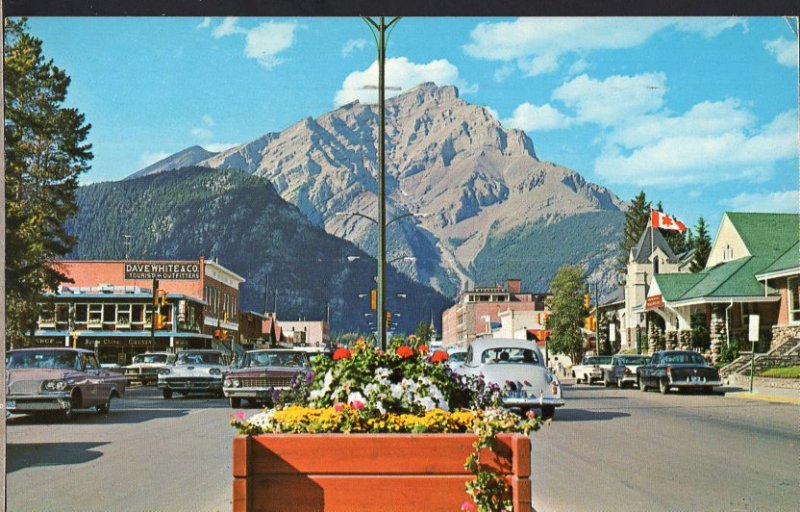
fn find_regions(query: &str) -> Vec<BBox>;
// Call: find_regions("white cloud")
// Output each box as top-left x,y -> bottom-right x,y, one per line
191,127 -> 213,139
594,110 -> 798,187
464,17 -> 745,77
212,17 -> 246,39
493,64 -> 515,83
245,21 -> 300,70
202,115 -> 214,127
721,190 -> 799,213
567,58 -> 589,76
342,38 -> 368,57
204,142 -> 240,153
196,17 -> 211,29
140,151 -> 172,168
502,102 -> 573,132
764,37 -> 799,67
334,57 -> 477,106
552,72 -> 667,126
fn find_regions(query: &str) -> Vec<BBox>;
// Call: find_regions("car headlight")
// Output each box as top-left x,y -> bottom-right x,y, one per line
158,368 -> 171,375
232,378 -> 240,388
224,379 -> 232,388
209,368 -> 221,375
43,380 -> 67,391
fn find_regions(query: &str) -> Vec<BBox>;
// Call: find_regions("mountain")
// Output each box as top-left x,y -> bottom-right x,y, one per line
66,166 -> 451,333
128,83 -> 626,296
125,146 -> 217,181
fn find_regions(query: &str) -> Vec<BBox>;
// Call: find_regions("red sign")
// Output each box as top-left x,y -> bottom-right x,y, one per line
646,295 -> 664,309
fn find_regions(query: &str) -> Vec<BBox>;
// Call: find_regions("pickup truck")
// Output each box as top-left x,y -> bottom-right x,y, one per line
571,355 -> 613,385
637,350 -> 721,394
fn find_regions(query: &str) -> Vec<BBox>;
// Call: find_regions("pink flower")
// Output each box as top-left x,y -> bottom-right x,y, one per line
461,502 -> 476,511
234,411 -> 245,420
350,400 -> 365,410
333,402 -> 345,412
526,409 -> 537,419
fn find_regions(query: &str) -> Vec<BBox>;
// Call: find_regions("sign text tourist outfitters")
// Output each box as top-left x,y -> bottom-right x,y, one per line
124,260 -> 201,280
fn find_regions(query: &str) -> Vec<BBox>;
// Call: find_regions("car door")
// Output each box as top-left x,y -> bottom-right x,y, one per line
82,353 -> 106,405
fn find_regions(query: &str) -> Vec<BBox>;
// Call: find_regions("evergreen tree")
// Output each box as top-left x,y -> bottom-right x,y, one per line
4,18 -> 92,345
546,264 -> 588,364
414,320 -> 432,344
618,191 -> 651,273
690,216 -> 712,272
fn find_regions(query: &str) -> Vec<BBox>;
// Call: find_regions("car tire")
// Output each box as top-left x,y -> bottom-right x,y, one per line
541,406 -> 555,420
603,376 -> 611,387
659,378 -> 670,394
702,386 -> 713,394
162,388 -> 173,399
229,397 -> 242,408
586,377 -> 593,385
639,378 -> 647,391
617,377 -> 624,389
96,397 -> 111,415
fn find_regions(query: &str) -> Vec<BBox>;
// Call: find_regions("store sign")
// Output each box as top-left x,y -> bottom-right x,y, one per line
124,260 -> 200,280
646,295 -> 664,309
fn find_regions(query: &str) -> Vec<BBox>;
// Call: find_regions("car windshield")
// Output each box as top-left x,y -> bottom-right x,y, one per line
7,350 -> 80,370
133,354 -> 168,364
480,348 -> 539,365
448,351 -> 467,362
176,352 -> 223,365
617,356 -> 650,365
242,352 -> 308,368
661,352 -> 706,365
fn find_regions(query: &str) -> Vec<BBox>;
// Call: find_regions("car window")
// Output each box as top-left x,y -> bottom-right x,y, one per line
480,348 -> 539,365
134,354 -> 169,364
448,351 -> 467,362
245,352 -> 308,368
7,350 -> 77,369
661,352 -> 705,365
177,352 -> 223,365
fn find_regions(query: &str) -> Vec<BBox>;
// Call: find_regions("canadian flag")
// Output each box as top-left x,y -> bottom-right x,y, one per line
651,210 -> 686,232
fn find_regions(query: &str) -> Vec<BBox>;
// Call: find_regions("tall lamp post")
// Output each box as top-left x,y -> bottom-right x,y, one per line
362,15 -> 400,351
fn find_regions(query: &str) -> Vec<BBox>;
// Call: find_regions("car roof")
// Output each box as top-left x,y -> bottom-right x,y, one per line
470,338 -> 543,353
247,349 -> 309,353
177,349 -> 224,354
9,347 -> 94,354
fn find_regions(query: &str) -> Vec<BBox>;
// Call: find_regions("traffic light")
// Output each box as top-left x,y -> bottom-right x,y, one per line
152,279 -> 160,306
584,294 -> 591,309
385,311 -> 392,330
153,312 -> 165,330
158,290 -> 167,307
370,288 -> 377,311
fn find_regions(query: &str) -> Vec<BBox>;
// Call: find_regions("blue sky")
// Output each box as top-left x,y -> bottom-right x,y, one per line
27,16 -> 799,235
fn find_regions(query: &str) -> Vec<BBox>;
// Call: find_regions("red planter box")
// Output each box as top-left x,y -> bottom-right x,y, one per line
232,433 -> 531,512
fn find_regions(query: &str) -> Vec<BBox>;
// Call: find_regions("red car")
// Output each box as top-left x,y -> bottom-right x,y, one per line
222,349 -> 312,408
6,347 -> 127,419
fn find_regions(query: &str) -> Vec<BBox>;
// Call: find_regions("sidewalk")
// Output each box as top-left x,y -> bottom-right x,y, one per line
722,384 -> 800,405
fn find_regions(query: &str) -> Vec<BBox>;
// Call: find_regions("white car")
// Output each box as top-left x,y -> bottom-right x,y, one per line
157,349 -> 230,399
572,355 -> 613,385
457,338 -> 564,419
124,351 -> 176,385
445,347 -> 468,369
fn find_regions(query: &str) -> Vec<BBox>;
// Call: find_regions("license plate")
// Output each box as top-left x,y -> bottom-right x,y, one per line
7,400 -> 15,409
506,390 -> 528,399
689,376 -> 702,383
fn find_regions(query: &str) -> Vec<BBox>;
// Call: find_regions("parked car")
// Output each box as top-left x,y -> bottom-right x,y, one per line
445,347 -> 468,369
5,347 -> 127,419
457,338 -> 564,419
606,354 -> 651,388
637,350 -> 721,394
223,349 -> 312,408
124,351 -> 176,385
157,349 -> 230,399
571,355 -> 613,385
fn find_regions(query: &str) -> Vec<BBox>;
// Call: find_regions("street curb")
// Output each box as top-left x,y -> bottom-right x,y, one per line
725,392 -> 800,405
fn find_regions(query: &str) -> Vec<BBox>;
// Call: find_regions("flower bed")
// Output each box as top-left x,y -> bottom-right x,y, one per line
230,341 -> 543,511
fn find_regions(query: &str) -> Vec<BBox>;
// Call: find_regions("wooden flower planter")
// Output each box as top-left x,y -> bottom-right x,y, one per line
232,433 -> 531,512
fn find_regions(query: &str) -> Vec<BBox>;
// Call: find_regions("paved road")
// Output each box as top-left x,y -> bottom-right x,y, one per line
6,384 -> 798,512
531,382 -> 799,512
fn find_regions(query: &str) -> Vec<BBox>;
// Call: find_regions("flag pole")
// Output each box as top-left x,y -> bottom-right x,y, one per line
650,208 -> 654,257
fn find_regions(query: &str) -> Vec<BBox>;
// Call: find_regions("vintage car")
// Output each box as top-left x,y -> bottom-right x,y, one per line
445,347 -> 468,369
637,350 -> 721,394
606,354 -> 652,388
457,338 -> 564,419
5,347 -> 127,419
124,351 -> 176,385
571,355 -> 613,385
223,349 -> 312,408
157,349 -> 230,399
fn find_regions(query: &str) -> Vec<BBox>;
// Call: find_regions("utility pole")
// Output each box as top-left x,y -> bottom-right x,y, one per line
363,15 -> 400,351
594,282 -> 600,356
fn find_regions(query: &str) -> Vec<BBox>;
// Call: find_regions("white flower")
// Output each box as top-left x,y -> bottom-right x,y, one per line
390,384 -> 403,399
347,391 -> 366,405
419,397 -> 436,411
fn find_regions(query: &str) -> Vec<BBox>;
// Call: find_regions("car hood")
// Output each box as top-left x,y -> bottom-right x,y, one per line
7,368 -> 84,382
225,367 -> 306,378
126,363 -> 168,369
166,365 -> 225,377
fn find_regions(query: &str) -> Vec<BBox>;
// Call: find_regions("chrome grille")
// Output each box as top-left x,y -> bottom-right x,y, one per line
240,377 -> 292,388
164,377 -> 217,384
9,380 -> 43,395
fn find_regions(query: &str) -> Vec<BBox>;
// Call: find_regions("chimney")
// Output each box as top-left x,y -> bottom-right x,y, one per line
507,279 -> 521,294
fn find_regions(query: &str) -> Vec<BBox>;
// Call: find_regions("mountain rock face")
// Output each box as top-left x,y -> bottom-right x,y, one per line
68,167 -> 451,333
126,146 -> 217,181
129,83 -> 626,296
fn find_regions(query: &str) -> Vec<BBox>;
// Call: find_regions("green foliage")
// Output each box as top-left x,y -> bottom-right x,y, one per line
618,191 -> 650,273
414,320 -> 432,343
758,366 -> 800,379
65,166 -> 451,333
717,343 -> 740,367
547,264 -> 588,363
4,19 -> 93,345
690,312 -> 710,349
690,217 -> 712,272
597,313 -> 613,355
474,211 -> 623,293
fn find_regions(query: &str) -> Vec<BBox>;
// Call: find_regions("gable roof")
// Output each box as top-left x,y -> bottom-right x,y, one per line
725,212 -> 798,259
755,241 -> 800,279
631,227 -> 678,263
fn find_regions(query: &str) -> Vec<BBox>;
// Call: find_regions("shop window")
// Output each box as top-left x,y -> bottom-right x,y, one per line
789,277 -> 800,324
55,304 -> 70,328
38,304 -> 56,328
88,304 -> 103,328
103,304 -> 115,324
131,304 -> 145,325
74,304 -> 88,324
117,304 -> 132,328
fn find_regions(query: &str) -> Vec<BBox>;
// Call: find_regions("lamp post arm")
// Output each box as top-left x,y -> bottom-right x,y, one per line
385,212 -> 417,228
341,211 -> 378,225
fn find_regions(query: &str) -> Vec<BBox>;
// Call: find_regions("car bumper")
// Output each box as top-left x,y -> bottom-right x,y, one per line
6,393 -> 72,412
670,380 -> 722,388
158,379 -> 222,391
502,396 -> 565,409
223,387 -> 288,398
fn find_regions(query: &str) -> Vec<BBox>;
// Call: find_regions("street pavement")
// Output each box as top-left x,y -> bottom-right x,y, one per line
5,382 -> 799,512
